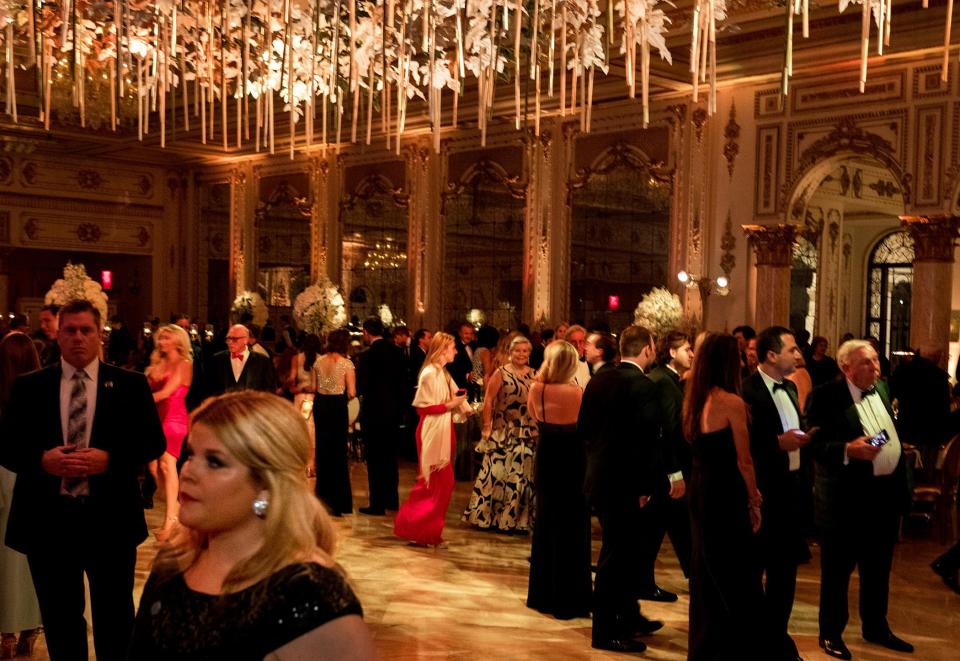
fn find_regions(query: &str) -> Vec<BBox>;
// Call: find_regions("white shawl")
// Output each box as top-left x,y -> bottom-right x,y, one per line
412,364 -> 463,485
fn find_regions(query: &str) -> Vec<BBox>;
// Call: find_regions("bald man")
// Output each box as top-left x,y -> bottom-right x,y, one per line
205,324 -> 277,398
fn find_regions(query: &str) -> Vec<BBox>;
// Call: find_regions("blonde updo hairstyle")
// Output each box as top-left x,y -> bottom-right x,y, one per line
536,340 -> 579,384
162,391 -> 336,592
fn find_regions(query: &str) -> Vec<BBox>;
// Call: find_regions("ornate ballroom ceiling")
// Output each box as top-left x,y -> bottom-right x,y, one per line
0,0 -> 953,165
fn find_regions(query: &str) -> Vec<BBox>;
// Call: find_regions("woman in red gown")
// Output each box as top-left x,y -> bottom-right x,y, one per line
394,332 -> 472,546
146,324 -> 193,541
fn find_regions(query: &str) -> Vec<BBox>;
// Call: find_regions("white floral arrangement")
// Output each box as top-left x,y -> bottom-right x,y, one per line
231,290 -> 268,326
378,304 -> 394,328
45,263 -> 109,327
633,287 -> 682,338
293,278 -> 346,336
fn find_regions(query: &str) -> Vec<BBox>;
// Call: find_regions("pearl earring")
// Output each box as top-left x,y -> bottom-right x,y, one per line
252,495 -> 269,519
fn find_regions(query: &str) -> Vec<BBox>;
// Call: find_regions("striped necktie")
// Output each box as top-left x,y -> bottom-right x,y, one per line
62,369 -> 89,496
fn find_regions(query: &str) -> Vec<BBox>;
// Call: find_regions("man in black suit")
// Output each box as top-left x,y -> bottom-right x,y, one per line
580,325 -> 663,653
450,322 -> 476,395
585,330 -> 618,375
806,339 -> 913,660
205,324 -> 277,397
742,326 -> 811,661
645,331 -> 694,591
0,300 -> 166,661
356,317 -> 408,515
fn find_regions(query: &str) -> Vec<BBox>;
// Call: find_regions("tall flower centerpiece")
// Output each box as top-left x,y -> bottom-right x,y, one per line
293,278 -> 346,336
45,263 -> 109,326
633,286 -> 682,339
231,290 -> 268,326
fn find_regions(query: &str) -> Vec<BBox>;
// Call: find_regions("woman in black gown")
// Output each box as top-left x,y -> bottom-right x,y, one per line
312,329 -> 356,516
682,333 -> 767,660
131,391 -> 376,659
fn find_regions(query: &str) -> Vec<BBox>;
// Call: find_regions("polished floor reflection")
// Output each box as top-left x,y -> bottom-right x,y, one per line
24,459 -> 960,660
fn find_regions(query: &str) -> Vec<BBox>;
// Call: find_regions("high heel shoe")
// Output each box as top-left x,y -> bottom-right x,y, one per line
15,628 -> 40,657
155,517 -> 178,542
1,634 -> 17,660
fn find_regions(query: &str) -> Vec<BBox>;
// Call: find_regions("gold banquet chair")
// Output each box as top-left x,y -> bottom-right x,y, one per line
911,434 -> 960,544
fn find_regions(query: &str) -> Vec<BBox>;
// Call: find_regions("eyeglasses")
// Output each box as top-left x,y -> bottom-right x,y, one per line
225,336 -> 246,341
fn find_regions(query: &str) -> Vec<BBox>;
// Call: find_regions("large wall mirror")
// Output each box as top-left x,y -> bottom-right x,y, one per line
340,175 -> 409,324
199,180 -> 230,325
442,159 -> 526,330
569,144 -> 671,330
255,177 -> 312,310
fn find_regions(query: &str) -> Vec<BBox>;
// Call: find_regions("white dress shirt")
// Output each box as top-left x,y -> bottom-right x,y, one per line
758,367 -> 802,471
60,358 -> 99,449
231,347 -> 250,382
845,379 -> 901,476
573,360 -> 591,388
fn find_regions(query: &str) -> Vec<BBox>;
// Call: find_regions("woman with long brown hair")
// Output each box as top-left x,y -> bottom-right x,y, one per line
394,332 -> 471,546
682,332 -> 767,660
312,329 -> 356,517
0,333 -> 42,658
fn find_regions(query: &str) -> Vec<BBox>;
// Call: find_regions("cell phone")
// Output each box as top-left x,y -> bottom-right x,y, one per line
867,429 -> 889,447
804,426 -> 820,437
456,388 -> 467,396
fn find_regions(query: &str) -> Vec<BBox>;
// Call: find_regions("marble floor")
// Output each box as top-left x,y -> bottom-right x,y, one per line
22,458 -> 960,660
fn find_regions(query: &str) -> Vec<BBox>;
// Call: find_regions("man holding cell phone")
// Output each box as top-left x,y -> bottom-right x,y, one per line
742,326 -> 810,661
806,339 -> 913,660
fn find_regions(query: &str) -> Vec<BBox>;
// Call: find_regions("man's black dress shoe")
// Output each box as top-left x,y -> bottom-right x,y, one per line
637,586 -> 678,602
631,615 -> 664,635
358,507 -> 385,515
819,637 -> 852,660
591,637 -> 647,653
863,630 -> 913,653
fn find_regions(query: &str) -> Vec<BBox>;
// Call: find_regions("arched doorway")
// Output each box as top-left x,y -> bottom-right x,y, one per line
782,122 -> 909,350
866,230 -> 914,357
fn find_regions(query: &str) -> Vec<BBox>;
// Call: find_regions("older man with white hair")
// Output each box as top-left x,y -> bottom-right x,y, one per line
805,339 -> 913,660
204,324 -> 277,397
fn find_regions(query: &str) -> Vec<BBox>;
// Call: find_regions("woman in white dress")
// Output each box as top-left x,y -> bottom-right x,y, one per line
0,333 -> 42,658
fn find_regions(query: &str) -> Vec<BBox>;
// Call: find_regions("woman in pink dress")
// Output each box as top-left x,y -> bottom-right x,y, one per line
394,332 -> 472,546
146,324 -> 193,541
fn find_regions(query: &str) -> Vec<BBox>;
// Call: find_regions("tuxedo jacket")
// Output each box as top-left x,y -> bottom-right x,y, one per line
0,361 -> 166,554
355,339 -> 408,426
450,340 -> 475,389
647,365 -> 690,478
206,350 -> 277,398
742,371 -> 804,511
805,378 -> 910,530
580,363 -> 662,509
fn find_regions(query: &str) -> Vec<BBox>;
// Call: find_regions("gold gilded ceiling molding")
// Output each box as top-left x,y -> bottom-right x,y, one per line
899,215 -> 960,262
566,141 -> 671,205
442,159 -> 528,213
340,174 -> 409,211
742,224 -> 798,267
782,117 -> 911,221
723,102 -> 741,179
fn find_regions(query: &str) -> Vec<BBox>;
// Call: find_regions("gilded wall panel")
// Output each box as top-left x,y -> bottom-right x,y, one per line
15,158 -> 159,204
16,213 -> 154,254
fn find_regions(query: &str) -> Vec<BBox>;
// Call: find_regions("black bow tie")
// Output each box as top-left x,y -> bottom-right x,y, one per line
861,386 -> 877,398
772,381 -> 790,393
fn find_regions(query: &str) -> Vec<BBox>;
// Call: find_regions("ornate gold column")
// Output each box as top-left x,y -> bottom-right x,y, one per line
406,141 -> 441,330
309,155 -> 339,282
901,215 -> 959,364
743,224 -> 796,330
523,125 -> 557,326
229,164 -> 256,297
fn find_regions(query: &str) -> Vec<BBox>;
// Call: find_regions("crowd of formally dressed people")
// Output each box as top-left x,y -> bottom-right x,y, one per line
1,302 -> 959,660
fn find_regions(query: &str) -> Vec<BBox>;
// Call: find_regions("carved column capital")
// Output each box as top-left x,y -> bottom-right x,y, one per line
742,224 -> 798,266
900,215 -> 960,262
